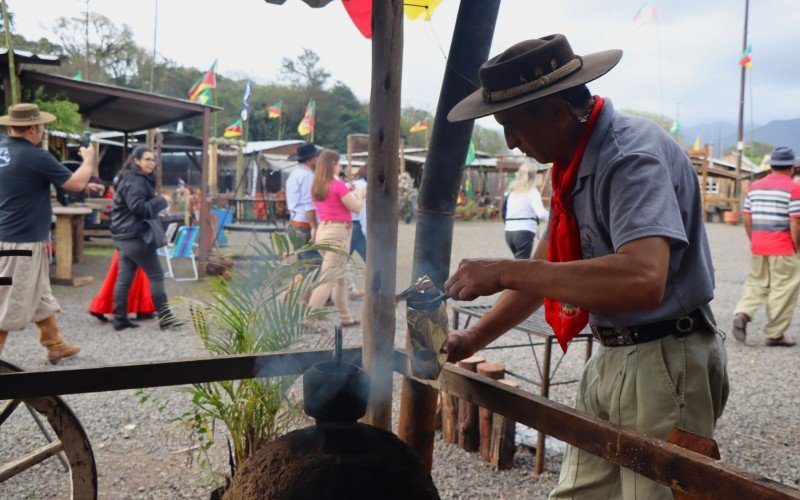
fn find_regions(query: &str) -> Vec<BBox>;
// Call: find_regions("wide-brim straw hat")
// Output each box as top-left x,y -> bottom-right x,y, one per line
0,103 -> 56,126
449,34 -> 622,122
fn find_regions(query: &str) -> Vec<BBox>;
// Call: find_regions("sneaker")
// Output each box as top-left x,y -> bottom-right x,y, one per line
732,314 -> 748,343
348,290 -> 365,301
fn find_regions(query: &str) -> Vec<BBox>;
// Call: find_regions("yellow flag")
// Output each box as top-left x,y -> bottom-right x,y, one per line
693,135 -> 702,151
404,0 -> 443,21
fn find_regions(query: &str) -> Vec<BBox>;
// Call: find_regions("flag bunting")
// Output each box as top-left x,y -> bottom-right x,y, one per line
224,119 -> 243,138
409,120 -> 428,133
297,100 -> 316,137
268,101 -> 283,119
740,44 -> 752,68
188,60 -> 217,102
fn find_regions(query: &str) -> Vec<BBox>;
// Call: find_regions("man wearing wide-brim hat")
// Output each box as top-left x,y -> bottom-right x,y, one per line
732,146 -> 800,348
0,103 -> 95,362
286,141 -> 323,262
441,35 -> 729,498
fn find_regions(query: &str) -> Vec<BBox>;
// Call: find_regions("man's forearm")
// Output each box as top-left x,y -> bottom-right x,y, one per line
791,219 -> 800,251
469,290 -> 544,351
62,161 -> 93,192
305,210 -> 317,230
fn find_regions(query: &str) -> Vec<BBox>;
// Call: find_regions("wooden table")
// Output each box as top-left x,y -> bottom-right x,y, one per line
51,206 -> 93,287
451,305 -> 593,475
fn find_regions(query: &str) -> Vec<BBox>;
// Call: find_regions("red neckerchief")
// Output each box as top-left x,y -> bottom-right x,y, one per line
544,96 -> 605,352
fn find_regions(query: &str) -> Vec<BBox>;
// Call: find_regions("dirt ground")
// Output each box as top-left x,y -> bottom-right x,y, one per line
1,220 -> 799,498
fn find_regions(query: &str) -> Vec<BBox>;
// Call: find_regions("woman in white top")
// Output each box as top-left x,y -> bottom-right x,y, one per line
503,162 -> 549,259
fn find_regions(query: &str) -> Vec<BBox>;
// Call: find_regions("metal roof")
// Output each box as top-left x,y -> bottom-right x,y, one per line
20,70 -> 219,133
0,49 -> 60,66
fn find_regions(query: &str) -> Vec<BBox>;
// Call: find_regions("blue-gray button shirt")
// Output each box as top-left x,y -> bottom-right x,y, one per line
546,99 -> 714,327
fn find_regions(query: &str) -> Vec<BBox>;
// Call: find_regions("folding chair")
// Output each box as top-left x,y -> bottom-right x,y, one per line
158,225 -> 200,281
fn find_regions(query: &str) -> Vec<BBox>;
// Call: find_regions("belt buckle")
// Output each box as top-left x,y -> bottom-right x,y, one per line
590,325 -> 636,346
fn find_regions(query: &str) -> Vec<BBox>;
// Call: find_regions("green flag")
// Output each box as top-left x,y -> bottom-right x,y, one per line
73,71 -> 83,81
668,119 -> 680,136
465,140 -> 476,166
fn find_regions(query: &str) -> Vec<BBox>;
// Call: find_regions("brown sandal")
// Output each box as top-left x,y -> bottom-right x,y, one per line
341,320 -> 361,328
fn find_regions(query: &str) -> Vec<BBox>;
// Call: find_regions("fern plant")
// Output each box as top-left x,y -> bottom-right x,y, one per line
138,233 -> 341,484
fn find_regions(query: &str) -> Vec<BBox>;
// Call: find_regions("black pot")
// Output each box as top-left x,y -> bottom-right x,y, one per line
303,361 -> 370,424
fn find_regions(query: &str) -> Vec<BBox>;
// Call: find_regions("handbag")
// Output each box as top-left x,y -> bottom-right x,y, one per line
142,218 -> 167,249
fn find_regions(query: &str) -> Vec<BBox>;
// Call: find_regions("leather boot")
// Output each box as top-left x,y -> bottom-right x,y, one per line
0,330 -> 8,357
154,294 -> 184,330
36,316 -> 80,362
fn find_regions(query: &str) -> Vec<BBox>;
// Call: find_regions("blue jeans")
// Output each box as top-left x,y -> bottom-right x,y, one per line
350,221 -> 366,262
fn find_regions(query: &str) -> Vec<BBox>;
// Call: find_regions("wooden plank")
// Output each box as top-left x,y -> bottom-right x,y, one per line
0,441 -> 63,483
54,215 -> 73,280
0,399 -> 21,427
393,354 -> 800,499
0,348 -> 363,400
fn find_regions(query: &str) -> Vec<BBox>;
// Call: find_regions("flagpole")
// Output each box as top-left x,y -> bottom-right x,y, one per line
278,112 -> 282,141
655,16 -> 665,119
735,0 -> 750,211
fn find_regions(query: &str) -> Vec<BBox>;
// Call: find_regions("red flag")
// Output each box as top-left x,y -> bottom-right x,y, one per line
342,0 -> 372,39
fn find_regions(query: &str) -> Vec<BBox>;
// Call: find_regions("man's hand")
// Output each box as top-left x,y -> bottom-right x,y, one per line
310,227 -> 317,243
444,259 -> 508,301
78,146 -> 95,164
441,328 -> 481,363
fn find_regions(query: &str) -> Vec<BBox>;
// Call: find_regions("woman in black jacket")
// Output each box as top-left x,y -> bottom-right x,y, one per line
110,146 -> 175,331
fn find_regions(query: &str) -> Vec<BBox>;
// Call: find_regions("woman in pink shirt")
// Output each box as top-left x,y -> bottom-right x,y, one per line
307,150 -> 364,330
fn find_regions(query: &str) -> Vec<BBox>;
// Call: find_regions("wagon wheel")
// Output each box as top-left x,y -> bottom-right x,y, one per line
0,359 -> 97,499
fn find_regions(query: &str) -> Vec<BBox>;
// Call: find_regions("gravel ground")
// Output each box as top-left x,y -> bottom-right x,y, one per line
1,221 -> 799,498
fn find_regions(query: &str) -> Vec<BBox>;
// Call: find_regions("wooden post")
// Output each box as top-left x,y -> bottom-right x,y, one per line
457,355 -> 484,452
235,142 -> 245,198
398,0 -> 501,471
477,362 -> 505,461
153,130 -> 164,195
362,0 -> 402,432
346,134 -> 354,178
197,107 -> 212,278
440,391 -> 458,444
490,379 -> 518,470
209,139 -> 218,197
701,143 -> 711,222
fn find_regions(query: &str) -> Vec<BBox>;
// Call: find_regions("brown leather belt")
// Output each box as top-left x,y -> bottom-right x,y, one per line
590,309 -> 711,347
289,220 -> 312,229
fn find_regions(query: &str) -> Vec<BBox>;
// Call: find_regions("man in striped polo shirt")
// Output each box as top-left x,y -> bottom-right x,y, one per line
733,146 -> 800,347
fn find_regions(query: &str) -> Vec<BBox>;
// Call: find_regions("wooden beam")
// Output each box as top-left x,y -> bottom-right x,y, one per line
392,353 -> 800,499
0,348 -> 362,400
362,0 -> 403,431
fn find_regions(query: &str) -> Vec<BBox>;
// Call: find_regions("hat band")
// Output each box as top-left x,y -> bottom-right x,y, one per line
481,56 -> 583,104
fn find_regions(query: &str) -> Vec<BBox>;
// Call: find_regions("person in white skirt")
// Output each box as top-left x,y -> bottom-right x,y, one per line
503,162 -> 549,259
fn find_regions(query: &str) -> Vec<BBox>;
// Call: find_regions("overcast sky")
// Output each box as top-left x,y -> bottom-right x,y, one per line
10,0 -> 800,131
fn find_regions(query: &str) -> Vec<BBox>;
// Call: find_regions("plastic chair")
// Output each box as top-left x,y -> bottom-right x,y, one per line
158,225 -> 200,281
164,222 -> 179,246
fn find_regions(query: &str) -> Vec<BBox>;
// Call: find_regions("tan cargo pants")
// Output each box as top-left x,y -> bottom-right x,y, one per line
735,254 -> 800,340
550,328 -> 729,499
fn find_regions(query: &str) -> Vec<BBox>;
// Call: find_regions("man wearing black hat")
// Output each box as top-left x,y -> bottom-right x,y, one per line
286,142 -> 322,260
732,146 -> 800,347
441,35 -> 729,498
0,103 -> 94,362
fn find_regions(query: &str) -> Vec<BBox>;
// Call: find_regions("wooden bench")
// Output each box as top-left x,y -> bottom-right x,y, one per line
451,304 -> 593,474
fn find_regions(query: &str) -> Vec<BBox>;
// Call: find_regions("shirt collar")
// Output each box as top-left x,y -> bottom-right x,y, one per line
575,97 -> 615,182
